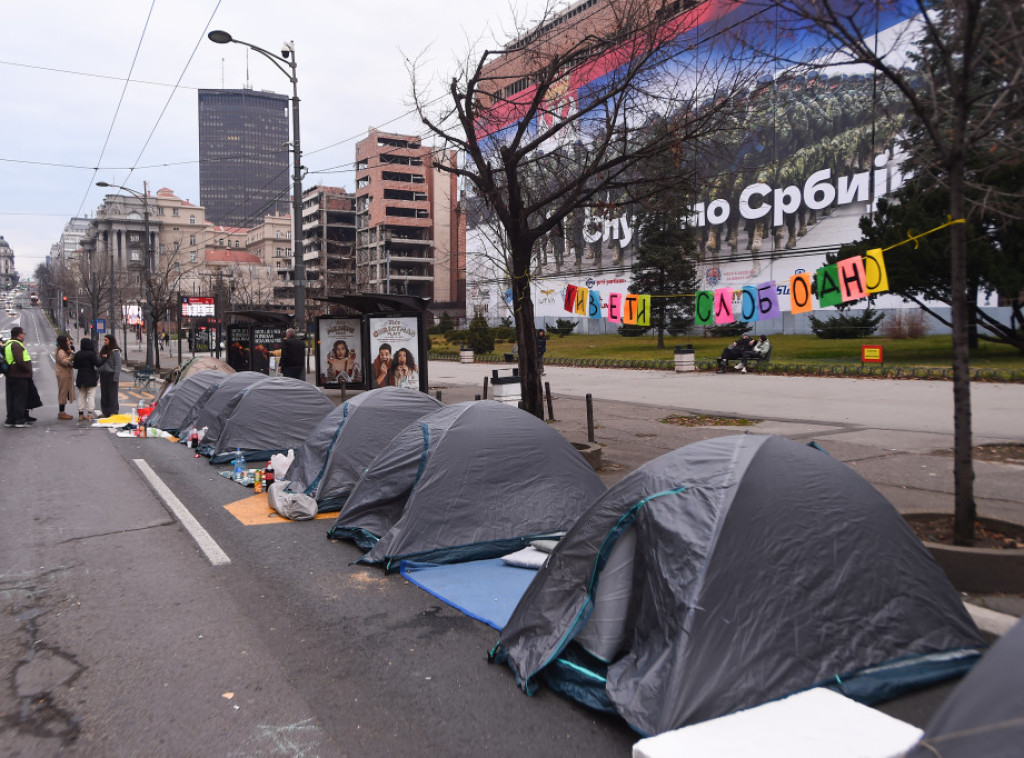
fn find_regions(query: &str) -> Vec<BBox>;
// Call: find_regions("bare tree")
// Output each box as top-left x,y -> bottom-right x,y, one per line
411,0 -> 766,417
747,0 -> 1024,543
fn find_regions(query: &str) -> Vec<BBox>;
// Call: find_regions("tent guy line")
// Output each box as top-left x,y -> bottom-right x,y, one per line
133,458 -> 231,566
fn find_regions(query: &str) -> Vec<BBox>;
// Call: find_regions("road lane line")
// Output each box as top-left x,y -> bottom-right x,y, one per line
133,459 -> 231,566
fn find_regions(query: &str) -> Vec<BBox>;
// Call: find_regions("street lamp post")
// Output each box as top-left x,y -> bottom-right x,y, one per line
97,181 -> 155,367
209,30 -> 305,332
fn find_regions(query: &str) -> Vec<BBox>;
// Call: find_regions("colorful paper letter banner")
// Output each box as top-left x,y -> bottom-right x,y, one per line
714,288 -> 735,325
695,290 -> 714,325
560,250 -> 888,324
636,295 -> 650,326
790,273 -> 813,314
564,285 -> 577,312
608,292 -> 623,323
816,264 -> 843,308
864,248 -> 889,294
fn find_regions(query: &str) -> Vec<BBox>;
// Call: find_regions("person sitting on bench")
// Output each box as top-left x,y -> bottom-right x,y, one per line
717,334 -> 755,373
735,335 -> 771,373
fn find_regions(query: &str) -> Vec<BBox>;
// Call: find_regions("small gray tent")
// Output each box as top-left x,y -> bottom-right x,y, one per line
206,376 -> 334,464
192,372 -> 269,455
328,400 -> 606,570
146,369 -> 228,434
278,387 -> 443,513
904,616 -> 1024,757
491,434 -> 985,736
176,373 -> 230,439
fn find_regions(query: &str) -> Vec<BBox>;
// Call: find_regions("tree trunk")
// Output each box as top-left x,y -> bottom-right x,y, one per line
948,163 -> 976,546
510,240 -> 543,419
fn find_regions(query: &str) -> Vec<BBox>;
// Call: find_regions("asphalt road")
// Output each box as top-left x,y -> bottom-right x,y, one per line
2,308 -> 639,757
2,307 -> 1019,756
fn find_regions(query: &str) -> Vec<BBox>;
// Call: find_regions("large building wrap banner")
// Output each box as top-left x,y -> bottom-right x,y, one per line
466,0 -> 926,323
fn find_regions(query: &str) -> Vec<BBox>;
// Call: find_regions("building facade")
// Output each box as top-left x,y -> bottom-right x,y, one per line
354,130 -> 465,318
198,88 -> 290,228
0,235 -> 15,289
301,185 -> 357,308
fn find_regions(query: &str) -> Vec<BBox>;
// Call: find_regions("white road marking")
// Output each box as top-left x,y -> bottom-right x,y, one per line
133,459 -> 231,566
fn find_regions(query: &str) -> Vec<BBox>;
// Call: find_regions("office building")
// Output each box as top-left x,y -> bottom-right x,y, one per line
198,88 -> 290,228
354,129 -> 465,316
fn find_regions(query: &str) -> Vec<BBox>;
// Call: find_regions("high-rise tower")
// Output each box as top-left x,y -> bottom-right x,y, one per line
198,88 -> 290,228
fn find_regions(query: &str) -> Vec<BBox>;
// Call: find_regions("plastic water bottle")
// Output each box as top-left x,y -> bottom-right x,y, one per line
233,448 -> 245,481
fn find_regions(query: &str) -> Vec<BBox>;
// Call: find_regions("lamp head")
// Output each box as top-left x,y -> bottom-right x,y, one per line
208,30 -> 233,44
282,41 -> 294,59
96,181 -> 111,188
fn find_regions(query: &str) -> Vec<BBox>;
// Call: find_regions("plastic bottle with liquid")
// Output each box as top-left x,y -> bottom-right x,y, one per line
233,448 -> 245,481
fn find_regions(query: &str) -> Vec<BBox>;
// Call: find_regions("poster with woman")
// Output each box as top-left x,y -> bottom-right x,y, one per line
317,317 -> 364,389
368,316 -> 420,390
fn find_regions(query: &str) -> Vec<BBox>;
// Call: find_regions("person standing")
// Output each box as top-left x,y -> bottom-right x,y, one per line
536,329 -> 547,375
55,334 -> 76,420
280,328 -> 305,380
4,326 -> 34,428
73,337 -> 102,421
98,334 -> 123,417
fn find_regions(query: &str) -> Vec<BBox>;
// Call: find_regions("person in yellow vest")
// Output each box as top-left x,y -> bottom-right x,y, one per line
4,326 -> 35,428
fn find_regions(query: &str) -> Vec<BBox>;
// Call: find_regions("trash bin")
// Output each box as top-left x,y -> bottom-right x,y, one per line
674,345 -> 695,373
491,368 -> 522,406
460,345 -> 474,364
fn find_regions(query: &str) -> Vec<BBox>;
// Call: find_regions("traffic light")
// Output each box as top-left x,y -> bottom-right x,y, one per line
63,295 -> 68,305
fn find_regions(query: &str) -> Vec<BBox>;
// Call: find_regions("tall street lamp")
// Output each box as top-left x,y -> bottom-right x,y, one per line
209,30 -> 305,332
97,181 -> 155,367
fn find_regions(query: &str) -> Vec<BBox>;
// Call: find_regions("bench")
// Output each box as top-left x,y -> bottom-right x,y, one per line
718,345 -> 772,373
133,368 -> 157,390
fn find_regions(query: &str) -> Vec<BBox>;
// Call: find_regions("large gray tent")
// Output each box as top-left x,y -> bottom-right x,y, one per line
146,369 -> 229,433
328,400 -> 606,570
191,372 -> 269,454
206,376 -> 334,464
281,387 -> 443,512
905,616 -> 1024,757
491,434 -> 985,736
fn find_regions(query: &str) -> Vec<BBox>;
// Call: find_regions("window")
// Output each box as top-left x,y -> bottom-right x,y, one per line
172,208 -> 179,217
234,240 -> 239,248
190,251 -> 198,263
189,215 -> 196,225
189,234 -> 196,246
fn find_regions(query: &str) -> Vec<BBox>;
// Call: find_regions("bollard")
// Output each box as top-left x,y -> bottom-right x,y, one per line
435,390 -> 443,403
475,394 -> 481,401
545,381 -> 554,421
586,393 -> 595,443
483,376 -> 489,400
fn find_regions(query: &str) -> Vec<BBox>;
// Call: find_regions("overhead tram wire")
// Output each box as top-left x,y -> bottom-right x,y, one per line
72,0 -> 157,220
119,0 -> 224,189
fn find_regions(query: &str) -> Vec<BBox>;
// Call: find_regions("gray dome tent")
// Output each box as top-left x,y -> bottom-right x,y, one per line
905,616 -> 1024,757
281,387 -> 443,513
191,372 -> 269,455
146,369 -> 229,433
206,376 -> 334,464
491,434 -> 985,737
328,400 -> 606,571
176,373 -> 232,439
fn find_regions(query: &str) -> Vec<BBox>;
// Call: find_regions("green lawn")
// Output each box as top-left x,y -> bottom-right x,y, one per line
433,333 -> 1024,369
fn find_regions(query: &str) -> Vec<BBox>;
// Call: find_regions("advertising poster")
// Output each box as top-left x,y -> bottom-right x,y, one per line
317,317 -> 364,389
368,316 -> 420,390
192,326 -> 212,353
227,324 -> 251,372
252,326 -> 284,375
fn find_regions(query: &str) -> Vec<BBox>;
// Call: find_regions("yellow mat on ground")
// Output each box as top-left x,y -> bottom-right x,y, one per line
225,492 -> 335,525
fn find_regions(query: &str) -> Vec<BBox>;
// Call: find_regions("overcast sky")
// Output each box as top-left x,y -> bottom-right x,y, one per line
1,0 -> 550,275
